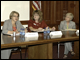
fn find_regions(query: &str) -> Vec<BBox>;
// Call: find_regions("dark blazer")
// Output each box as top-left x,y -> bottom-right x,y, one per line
2,19 -> 24,34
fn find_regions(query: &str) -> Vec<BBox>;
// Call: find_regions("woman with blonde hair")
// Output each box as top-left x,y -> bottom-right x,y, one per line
1,11 -> 27,59
59,13 -> 76,59
28,10 -> 56,32
2,11 -> 27,34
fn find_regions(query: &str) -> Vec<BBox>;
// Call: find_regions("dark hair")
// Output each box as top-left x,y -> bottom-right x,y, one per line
31,10 -> 43,22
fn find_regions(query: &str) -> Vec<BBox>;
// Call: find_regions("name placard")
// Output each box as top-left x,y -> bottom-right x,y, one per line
49,31 -> 62,38
25,32 -> 38,41
25,32 -> 39,37
76,30 -> 79,34
76,30 -> 79,36
25,37 -> 38,41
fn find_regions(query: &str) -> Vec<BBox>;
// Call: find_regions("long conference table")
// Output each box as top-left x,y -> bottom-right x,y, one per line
1,30 -> 79,59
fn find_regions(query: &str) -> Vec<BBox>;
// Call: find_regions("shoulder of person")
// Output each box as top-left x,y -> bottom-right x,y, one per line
70,21 -> 75,24
4,19 -> 11,23
41,20 -> 46,23
16,20 -> 21,23
28,19 -> 34,23
60,20 -> 65,24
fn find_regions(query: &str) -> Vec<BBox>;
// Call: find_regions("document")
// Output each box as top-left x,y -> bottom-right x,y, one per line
3,33 -> 20,36
36,29 -> 51,32
62,29 -> 77,31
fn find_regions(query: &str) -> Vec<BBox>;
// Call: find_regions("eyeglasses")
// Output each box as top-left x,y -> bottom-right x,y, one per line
13,16 -> 19,18
34,14 -> 39,16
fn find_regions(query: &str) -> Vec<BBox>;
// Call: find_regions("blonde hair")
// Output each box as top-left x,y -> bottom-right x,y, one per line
66,13 -> 74,20
9,11 -> 19,19
31,10 -> 43,22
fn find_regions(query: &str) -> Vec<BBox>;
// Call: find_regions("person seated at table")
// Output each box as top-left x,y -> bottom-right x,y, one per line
28,10 -> 56,32
1,11 -> 27,59
2,11 -> 27,34
59,13 -> 76,59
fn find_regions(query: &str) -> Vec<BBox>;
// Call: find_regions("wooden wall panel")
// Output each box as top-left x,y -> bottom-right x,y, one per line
41,1 -> 51,24
51,1 -> 55,24
56,1 -> 61,24
62,1 -> 68,20
68,1 -> 75,21
74,1 -> 79,23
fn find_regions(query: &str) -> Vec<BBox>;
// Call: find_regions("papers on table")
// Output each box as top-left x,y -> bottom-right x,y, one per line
3,33 -> 20,36
11,33 -> 20,36
62,29 -> 77,31
36,29 -> 52,32
49,31 -> 62,38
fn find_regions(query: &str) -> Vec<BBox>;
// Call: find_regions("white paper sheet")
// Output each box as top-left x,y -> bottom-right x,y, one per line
62,29 -> 77,31
4,33 -> 20,36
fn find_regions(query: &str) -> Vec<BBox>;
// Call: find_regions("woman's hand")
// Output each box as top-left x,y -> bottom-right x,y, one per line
45,27 -> 49,30
38,28 -> 43,31
25,28 -> 28,33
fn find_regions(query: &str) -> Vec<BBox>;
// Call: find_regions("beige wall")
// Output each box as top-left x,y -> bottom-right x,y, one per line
1,1 -> 30,22
1,1 -> 29,29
